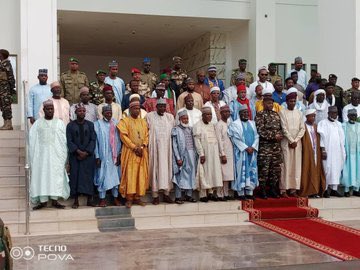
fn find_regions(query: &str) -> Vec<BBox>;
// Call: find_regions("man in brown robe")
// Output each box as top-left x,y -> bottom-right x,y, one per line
299,109 -> 326,197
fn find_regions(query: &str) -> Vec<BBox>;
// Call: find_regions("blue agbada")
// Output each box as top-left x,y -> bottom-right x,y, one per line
27,83 -> 52,120
341,122 -> 360,192
171,125 -> 197,189
94,119 -> 121,193
66,120 -> 97,197
228,119 -> 259,195
229,100 -> 256,121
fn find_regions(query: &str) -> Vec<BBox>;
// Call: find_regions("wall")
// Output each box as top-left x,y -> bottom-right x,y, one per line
0,0 -> 21,128
60,55 -> 160,83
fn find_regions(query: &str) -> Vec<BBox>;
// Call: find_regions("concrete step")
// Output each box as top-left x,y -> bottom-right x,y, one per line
0,184 -> 26,197
95,206 -> 131,217
0,197 -> 26,210
0,166 -> 25,175
0,138 -> 25,148
97,216 -> 135,229
0,147 -> 25,157
0,176 -> 26,185
0,157 -> 25,165
0,130 -> 25,139
99,226 -> 135,232
0,209 -> 26,223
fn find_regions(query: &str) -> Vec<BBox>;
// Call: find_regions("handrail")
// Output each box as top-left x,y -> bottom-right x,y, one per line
22,80 -> 30,235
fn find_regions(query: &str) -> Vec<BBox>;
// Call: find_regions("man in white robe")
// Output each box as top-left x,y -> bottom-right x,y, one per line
38,81 -> 70,125
318,106 -> 345,197
30,99 -> 70,210
147,98 -> 175,205
175,93 -> 202,127
193,106 -> 223,202
308,89 -> 328,124
215,105 -> 234,200
342,91 -> 360,122
279,91 -> 305,197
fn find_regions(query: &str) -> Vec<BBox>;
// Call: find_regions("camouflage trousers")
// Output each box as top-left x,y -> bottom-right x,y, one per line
257,142 -> 283,187
0,84 -> 13,120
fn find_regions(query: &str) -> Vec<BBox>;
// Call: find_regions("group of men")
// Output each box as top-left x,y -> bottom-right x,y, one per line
4,53 -> 358,210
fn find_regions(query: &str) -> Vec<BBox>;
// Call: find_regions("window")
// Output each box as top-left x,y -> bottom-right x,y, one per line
275,63 -> 287,81
291,63 -> 307,72
310,64 -> 318,72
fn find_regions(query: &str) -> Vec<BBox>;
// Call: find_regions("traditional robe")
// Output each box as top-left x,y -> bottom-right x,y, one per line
104,76 -> 125,104
341,122 -> 360,192
98,102 -> 122,122
300,123 -> 326,197
117,117 -> 149,197
228,119 -> 259,194
38,97 -> 70,125
194,82 -> 211,103
204,100 -> 226,124
279,108 -> 305,190
94,119 -> 121,194
215,120 -> 234,181
342,104 -> 360,122
317,118 -> 346,186
171,125 -> 197,190
308,101 -> 329,124
29,117 -> 70,203
229,99 -> 256,121
175,107 -> 202,127
66,120 -> 96,196
281,101 -> 306,115
122,108 -> 147,119
147,112 -> 174,192
27,83 -> 52,120
70,103 -> 98,122
193,120 -> 223,191
176,91 -> 203,110
143,97 -> 175,116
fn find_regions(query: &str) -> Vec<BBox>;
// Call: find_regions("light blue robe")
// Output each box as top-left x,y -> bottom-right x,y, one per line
94,119 -> 121,193
341,122 -> 360,192
104,76 -> 125,105
171,125 -> 197,190
229,100 -> 256,122
27,84 -> 52,120
228,119 -> 259,194
29,117 -> 70,203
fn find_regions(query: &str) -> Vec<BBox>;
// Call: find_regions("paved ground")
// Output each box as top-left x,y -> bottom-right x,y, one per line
11,220 -> 360,270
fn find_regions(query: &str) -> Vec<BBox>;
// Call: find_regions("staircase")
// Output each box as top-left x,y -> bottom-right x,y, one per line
96,207 -> 135,232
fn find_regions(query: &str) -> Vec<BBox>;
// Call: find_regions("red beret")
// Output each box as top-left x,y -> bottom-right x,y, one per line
103,85 -> 113,92
131,68 -> 141,74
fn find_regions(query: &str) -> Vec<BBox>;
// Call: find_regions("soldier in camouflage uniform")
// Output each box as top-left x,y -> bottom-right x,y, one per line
0,49 -> 16,130
230,59 -> 254,87
126,68 -> 151,97
89,70 -> 106,106
60,57 -> 89,105
170,56 -> 188,98
268,63 -> 282,84
255,96 -> 283,199
344,77 -> 360,106
328,74 -> 345,121
140,57 -> 158,91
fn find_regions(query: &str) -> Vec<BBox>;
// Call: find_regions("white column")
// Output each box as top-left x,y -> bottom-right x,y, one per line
20,0 -> 58,127
248,0 -> 276,76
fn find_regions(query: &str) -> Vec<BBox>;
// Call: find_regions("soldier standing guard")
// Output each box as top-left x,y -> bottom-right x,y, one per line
140,57 -> 158,91
255,96 -> 283,199
89,70 -> 106,105
231,59 -> 254,87
60,57 -> 89,105
170,56 -> 188,98
0,49 -> 16,130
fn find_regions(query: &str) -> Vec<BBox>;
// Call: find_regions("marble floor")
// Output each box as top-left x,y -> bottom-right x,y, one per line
12,220 -> 360,270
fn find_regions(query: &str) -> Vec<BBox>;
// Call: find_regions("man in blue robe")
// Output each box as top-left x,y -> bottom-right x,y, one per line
67,103 -> 97,208
171,110 -> 197,204
228,104 -> 259,200
342,109 -> 360,197
94,105 -> 121,207
27,69 -> 51,123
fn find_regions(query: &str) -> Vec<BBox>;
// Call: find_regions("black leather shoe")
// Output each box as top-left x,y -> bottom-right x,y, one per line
268,188 -> 280,199
259,189 -> 268,199
330,190 -> 343,197
353,191 -> 360,197
200,197 -> 208,203
245,195 -> 255,200
323,189 -> 330,198
344,192 -> 351,197
238,195 -> 246,201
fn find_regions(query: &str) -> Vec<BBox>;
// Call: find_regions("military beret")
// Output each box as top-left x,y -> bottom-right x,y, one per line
329,74 -> 337,79
69,57 -> 79,63
96,70 -> 106,75
238,59 -> 247,64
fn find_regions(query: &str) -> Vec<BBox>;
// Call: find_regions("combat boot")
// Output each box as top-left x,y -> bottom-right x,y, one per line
0,120 -> 13,130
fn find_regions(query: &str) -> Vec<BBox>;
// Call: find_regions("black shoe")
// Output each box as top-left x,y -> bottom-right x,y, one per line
353,191 -> 360,197
208,194 -> 218,201
245,195 -> 255,200
259,189 -> 268,199
218,197 -> 227,201
268,188 -> 280,199
238,195 -> 246,201
323,189 -> 330,198
200,197 -> 208,203
344,192 -> 351,197
225,196 -> 235,200
175,198 -> 184,204
184,195 -> 197,203
330,190 -> 343,197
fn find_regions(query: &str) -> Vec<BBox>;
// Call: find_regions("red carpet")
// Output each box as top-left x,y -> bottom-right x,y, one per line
242,198 -> 360,260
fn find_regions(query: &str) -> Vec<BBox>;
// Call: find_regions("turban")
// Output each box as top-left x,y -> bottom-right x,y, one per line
208,65 -> 217,72
160,73 -> 169,80
75,103 -> 86,111
102,105 -> 112,113
108,60 -> 118,67
79,86 -> 89,94
103,85 -> 113,92
220,105 -> 230,112
201,106 -> 212,114
286,87 -> 298,100
314,89 -> 326,96
184,93 -> 193,101
237,84 -> 246,93
305,109 -> 316,116
210,86 -> 220,93
156,83 -> 166,90
131,68 -> 141,74
262,88 -> 273,96
328,106 -> 338,113
38,69 -> 48,75
43,99 -> 53,106
157,98 -> 167,105
50,81 -> 60,89
348,108 -> 358,115
129,94 -> 140,102
178,110 -> 188,118
129,101 -> 140,109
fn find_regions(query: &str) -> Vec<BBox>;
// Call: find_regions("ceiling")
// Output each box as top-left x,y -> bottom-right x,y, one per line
58,11 -> 246,57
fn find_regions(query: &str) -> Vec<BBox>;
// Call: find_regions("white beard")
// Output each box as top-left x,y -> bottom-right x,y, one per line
180,122 -> 189,128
